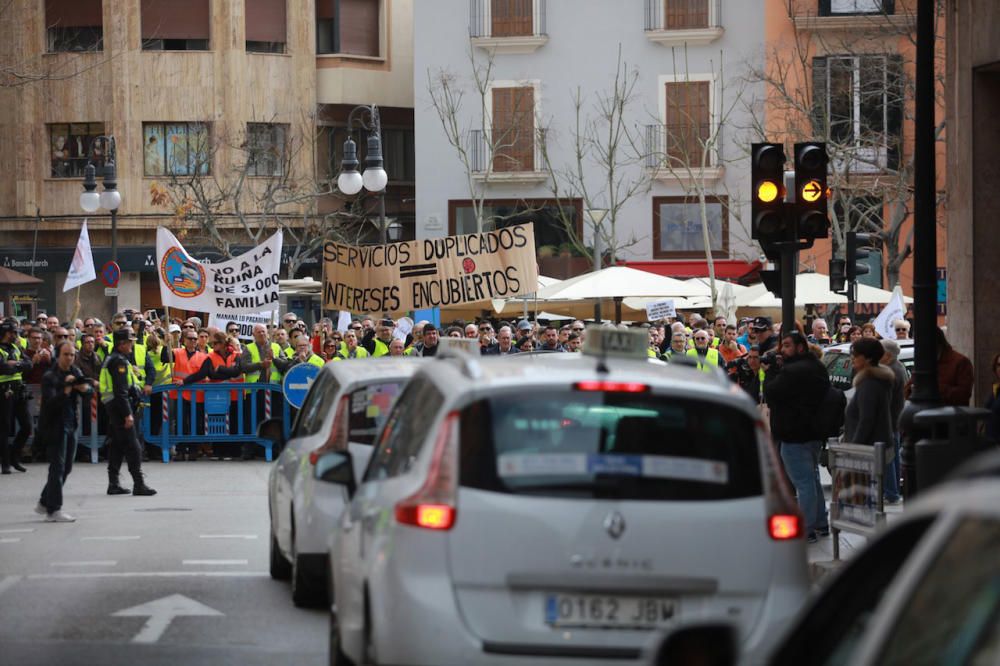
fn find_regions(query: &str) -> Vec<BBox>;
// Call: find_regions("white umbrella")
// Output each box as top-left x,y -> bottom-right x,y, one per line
736,273 -> 914,308
535,266 -> 706,300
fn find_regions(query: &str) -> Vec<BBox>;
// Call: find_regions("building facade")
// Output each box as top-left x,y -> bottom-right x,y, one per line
0,0 -> 413,322
413,0 -> 765,281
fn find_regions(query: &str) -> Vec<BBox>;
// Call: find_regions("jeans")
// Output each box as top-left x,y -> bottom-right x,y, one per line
883,433 -> 902,501
780,440 -> 829,535
40,425 -> 77,513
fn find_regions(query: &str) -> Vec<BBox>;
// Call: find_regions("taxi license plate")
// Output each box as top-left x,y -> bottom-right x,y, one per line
545,594 -> 675,628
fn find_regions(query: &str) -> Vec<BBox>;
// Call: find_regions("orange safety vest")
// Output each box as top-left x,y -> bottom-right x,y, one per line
207,348 -> 242,401
172,348 -> 208,403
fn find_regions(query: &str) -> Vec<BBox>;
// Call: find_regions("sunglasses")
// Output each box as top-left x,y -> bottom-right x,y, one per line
185,336 -> 198,341
283,319 -> 296,324
895,328 -> 907,332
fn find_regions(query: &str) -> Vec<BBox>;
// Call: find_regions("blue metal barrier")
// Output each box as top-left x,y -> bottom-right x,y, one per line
141,383 -> 290,463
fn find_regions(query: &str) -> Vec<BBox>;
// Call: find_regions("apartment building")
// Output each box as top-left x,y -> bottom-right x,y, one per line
413,0 -> 766,281
0,0 -> 413,321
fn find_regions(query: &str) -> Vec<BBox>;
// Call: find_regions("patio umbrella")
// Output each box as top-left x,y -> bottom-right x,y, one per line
535,266 -> 706,300
736,273 -> 914,308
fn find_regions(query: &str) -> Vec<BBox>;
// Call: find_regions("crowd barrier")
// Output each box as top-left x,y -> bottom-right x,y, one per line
141,383 -> 291,463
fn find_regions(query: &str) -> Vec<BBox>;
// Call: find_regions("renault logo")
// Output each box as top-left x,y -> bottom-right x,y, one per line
604,511 -> 626,540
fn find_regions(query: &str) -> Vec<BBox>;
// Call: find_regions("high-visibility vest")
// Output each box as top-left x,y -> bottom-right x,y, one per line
339,346 -> 369,360
99,354 -> 138,403
207,349 -> 241,400
0,344 -> 24,383
95,340 -> 111,363
150,349 -> 173,386
245,341 -> 282,383
17,336 -> 27,349
372,338 -> 390,358
306,354 -> 325,369
132,343 -> 147,382
171,348 -> 208,402
685,347 -> 721,373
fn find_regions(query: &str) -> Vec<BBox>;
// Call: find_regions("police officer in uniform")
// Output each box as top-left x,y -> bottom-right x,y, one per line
0,321 -> 33,474
100,328 -> 156,496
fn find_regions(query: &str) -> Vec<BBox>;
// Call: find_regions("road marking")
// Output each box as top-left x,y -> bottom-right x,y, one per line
51,561 -> 118,567
0,528 -> 34,534
28,571 -> 268,580
0,538 -> 21,544
113,594 -> 223,644
182,559 -> 249,566
199,534 -> 258,540
0,576 -> 22,598
81,536 -> 141,542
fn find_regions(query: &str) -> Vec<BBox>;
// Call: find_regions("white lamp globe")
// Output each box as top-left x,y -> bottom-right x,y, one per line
80,191 -> 100,213
100,189 -> 122,211
338,170 -> 364,196
362,167 -> 388,192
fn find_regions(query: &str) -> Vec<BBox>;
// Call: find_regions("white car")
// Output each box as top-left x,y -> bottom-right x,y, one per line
321,330 -> 810,665
262,357 -> 421,607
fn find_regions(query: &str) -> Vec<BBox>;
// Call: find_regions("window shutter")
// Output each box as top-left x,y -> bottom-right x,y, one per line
492,87 -> 535,172
316,0 -> 336,20
491,0 -> 533,37
665,81 -> 709,161
886,54 -> 904,170
45,0 -> 102,28
141,0 -> 210,40
339,0 -> 379,56
246,0 -> 287,44
811,57 -> 829,139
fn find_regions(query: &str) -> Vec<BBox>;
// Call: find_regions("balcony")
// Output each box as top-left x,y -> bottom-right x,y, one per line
791,0 -> 914,32
644,124 -> 724,185
469,129 -> 548,184
469,0 -> 548,54
644,0 -> 723,47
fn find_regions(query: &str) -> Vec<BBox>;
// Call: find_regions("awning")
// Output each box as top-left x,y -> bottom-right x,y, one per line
619,260 -> 763,282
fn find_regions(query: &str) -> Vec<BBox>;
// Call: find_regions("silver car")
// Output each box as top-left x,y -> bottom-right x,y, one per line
322,333 -> 810,665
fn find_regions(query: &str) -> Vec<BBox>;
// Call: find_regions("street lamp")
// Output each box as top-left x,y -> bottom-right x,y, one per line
337,105 -> 391,242
80,135 -> 120,312
586,208 -> 609,322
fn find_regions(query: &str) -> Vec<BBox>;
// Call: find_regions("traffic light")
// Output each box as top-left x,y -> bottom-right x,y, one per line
760,268 -> 782,297
846,231 -> 874,282
751,143 -> 787,244
793,142 -> 829,239
829,258 -> 846,293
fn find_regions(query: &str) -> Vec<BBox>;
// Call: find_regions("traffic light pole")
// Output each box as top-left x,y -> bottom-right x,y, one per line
847,281 -> 856,325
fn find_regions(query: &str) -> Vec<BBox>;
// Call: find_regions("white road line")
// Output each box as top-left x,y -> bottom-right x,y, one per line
198,534 -> 258,540
28,571 -> 269,580
51,561 -> 118,567
182,559 -> 249,566
0,576 -> 22,598
81,536 -> 141,542
0,528 -> 34,534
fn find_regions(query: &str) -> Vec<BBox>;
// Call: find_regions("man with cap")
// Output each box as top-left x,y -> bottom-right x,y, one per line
516,319 -> 533,343
0,320 -> 33,473
752,317 -> 777,355
99,328 -> 156,496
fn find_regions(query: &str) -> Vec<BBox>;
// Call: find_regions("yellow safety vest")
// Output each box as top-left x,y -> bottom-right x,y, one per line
246,341 -> 282,383
372,338 -> 390,358
133,343 -> 147,381
685,347 -> 721,373
99,354 -> 138,403
339,347 -> 369,360
306,354 -> 325,369
0,345 -> 24,383
150,349 -> 173,386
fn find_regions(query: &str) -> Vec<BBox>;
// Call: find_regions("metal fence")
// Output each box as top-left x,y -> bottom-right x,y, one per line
644,0 -> 722,31
828,441 -> 892,560
644,123 -> 721,170
470,0 -> 547,38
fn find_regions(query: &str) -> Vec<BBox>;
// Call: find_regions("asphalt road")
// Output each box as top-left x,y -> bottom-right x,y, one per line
0,459 -> 326,666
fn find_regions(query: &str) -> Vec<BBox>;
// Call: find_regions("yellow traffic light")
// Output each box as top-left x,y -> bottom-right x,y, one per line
800,179 -> 823,203
756,180 -> 780,203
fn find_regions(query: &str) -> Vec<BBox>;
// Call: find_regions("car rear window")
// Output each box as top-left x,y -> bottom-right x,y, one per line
346,381 -> 404,445
458,390 -> 762,501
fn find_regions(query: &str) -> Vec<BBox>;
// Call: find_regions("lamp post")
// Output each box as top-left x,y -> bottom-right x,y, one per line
586,208 -> 609,322
337,105 -> 391,243
80,135 -> 121,313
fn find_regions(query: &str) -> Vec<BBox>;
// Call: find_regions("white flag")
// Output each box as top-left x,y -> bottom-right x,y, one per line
872,285 -> 906,340
63,219 -> 97,292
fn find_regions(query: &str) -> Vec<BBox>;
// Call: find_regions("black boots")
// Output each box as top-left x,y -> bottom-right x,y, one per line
132,484 -> 157,496
11,462 -> 26,472
107,483 -> 130,495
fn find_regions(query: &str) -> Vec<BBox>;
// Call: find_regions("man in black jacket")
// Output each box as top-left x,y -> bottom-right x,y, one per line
763,331 -> 831,543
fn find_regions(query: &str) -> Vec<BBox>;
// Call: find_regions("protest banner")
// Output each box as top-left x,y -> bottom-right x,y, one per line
157,227 -> 282,315
323,224 -> 537,314
644,299 -> 676,321
872,286 -> 906,341
208,310 -> 276,340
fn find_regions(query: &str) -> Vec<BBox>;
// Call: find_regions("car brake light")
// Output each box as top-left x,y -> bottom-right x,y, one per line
309,395 -> 351,465
769,514 -> 802,540
573,380 -> 649,393
395,411 -> 459,531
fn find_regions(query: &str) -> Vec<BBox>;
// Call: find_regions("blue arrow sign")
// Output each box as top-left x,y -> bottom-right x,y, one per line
282,363 -> 321,409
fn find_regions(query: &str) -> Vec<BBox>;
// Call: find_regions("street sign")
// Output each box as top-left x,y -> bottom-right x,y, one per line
800,180 -> 823,203
104,287 -> 119,297
101,260 -> 121,287
282,362 -> 321,409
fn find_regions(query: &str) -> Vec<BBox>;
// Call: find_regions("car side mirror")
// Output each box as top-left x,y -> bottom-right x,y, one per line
257,418 -> 285,447
649,622 -> 739,666
314,450 -> 356,498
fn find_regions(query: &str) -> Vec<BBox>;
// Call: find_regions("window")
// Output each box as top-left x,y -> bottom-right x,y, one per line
141,0 -> 210,51
246,123 -> 288,177
491,86 -> 536,172
491,0 -> 533,37
365,378 -> 444,482
48,123 -> 105,178
320,126 -> 415,182
317,0 -> 381,57
291,374 -> 340,438
142,122 -> 210,176
820,0 -> 894,15
449,199 -> 581,252
664,0 -> 709,29
653,196 -> 728,259
664,80 -> 711,163
45,0 -> 103,52
813,55 -> 904,171
246,0 -> 286,53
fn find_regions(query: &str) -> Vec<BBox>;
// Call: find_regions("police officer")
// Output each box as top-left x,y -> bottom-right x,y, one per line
0,320 -> 32,474
100,328 -> 156,496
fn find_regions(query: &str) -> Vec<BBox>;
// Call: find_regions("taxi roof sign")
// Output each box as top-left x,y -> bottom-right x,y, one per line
436,337 -> 479,356
583,326 -> 648,360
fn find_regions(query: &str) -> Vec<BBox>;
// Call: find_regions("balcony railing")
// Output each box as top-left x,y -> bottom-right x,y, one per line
469,129 -> 546,182
644,0 -> 721,32
470,0 -> 547,38
644,123 -> 720,170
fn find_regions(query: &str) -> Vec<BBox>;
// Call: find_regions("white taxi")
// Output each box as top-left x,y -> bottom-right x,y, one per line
261,357 -> 421,607
319,331 -> 810,665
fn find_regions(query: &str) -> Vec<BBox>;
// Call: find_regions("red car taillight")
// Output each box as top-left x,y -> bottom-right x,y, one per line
768,514 -> 802,540
573,380 -> 649,393
394,411 -> 459,531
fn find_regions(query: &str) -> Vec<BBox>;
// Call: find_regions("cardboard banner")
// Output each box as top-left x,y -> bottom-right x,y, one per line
323,224 -> 537,314
644,299 -> 676,321
208,310 -> 276,340
157,227 -> 282,315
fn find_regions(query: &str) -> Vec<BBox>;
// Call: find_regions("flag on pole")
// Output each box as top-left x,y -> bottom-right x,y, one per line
872,285 -> 906,340
63,219 -> 97,292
